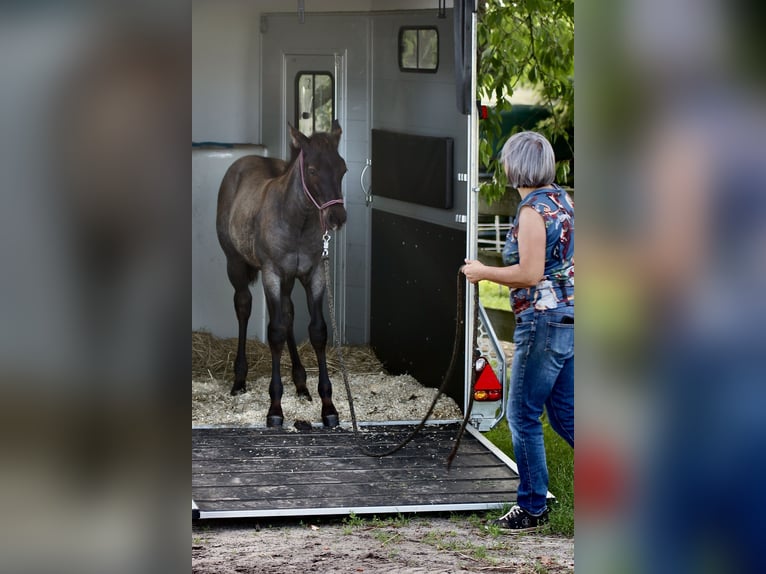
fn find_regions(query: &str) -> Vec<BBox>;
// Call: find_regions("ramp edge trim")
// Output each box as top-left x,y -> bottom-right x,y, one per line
193,502 -> 506,520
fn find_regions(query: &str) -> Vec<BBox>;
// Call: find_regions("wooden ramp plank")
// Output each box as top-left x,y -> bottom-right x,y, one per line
192,423 -> 519,519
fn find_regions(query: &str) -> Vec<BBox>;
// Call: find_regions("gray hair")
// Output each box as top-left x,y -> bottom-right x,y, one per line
500,131 -> 556,189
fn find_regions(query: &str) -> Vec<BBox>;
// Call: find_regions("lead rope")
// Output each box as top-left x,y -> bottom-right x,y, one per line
323,250 -> 480,463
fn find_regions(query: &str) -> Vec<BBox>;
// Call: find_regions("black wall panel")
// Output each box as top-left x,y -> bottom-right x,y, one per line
370,210 -> 466,409
371,129 -> 454,209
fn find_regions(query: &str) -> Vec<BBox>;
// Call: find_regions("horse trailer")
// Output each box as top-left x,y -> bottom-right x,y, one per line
192,0 -> 533,519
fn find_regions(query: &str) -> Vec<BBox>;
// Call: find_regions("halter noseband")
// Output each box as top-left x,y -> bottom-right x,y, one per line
298,150 -> 345,211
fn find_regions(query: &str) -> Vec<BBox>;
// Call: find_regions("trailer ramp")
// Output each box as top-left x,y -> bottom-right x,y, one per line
192,421 -> 521,519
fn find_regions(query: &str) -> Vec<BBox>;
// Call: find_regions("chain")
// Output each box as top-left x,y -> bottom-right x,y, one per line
324,252 -> 479,461
322,232 -> 331,259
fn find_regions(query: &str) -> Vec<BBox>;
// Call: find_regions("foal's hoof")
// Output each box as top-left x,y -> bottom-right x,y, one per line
266,415 -> 284,428
230,384 -> 247,396
322,414 -> 339,428
296,388 -> 313,401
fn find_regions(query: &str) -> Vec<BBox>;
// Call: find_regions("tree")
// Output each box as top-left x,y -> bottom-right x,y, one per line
477,0 -> 574,204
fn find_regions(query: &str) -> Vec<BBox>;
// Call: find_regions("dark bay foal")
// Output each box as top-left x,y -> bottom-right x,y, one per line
216,121 -> 347,427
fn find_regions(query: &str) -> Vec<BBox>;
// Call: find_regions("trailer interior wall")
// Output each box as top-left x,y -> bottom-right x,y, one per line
192,1 -> 261,143
192,0 -> 455,144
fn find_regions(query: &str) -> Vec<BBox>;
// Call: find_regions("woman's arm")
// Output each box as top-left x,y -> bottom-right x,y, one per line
462,206 -> 546,287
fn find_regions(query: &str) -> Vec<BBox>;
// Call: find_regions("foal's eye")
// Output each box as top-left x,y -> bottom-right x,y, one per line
308,167 -> 317,176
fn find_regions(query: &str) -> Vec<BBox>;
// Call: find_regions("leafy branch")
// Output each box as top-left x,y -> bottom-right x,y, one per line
477,0 -> 574,205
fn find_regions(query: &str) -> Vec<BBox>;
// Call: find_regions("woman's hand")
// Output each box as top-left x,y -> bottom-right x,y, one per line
461,259 -> 485,284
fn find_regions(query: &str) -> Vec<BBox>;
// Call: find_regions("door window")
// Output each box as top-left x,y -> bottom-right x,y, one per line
295,71 -> 334,136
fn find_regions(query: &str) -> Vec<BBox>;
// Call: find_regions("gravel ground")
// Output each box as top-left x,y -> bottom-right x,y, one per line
192,516 -> 574,573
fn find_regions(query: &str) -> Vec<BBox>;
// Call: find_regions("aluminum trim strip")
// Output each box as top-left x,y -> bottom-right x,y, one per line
195,502 -> 506,520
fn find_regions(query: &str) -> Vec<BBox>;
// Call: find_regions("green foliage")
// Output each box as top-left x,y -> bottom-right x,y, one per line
478,280 -> 511,311
478,0 -> 574,205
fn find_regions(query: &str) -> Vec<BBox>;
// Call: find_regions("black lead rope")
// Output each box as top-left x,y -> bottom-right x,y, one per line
446,275 -> 480,470
325,259 -> 480,464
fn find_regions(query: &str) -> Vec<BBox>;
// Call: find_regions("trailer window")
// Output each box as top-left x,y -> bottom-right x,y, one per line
295,72 -> 334,136
399,27 -> 438,72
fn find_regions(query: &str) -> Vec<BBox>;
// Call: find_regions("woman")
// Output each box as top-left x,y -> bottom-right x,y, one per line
463,131 -> 574,532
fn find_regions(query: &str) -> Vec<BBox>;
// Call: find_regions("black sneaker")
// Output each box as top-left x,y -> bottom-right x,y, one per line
488,505 -> 549,533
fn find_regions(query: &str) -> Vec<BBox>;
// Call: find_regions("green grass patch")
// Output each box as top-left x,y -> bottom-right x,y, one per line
420,529 -> 492,562
484,418 -> 574,537
343,512 -> 413,536
373,530 -> 403,546
478,280 -> 511,311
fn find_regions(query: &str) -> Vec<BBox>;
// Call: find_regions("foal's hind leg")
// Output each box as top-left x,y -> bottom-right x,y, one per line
226,258 -> 255,395
303,268 -> 338,428
283,293 -> 311,401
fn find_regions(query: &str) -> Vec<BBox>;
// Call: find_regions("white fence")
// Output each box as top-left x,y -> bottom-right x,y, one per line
477,215 -> 511,252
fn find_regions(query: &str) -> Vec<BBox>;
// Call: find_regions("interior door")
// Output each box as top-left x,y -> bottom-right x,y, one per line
284,54 -> 346,343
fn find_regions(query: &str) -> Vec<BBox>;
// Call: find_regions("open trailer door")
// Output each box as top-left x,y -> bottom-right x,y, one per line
367,0 -> 505,431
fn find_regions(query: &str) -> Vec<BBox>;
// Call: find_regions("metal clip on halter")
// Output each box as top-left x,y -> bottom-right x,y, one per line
322,232 -> 331,259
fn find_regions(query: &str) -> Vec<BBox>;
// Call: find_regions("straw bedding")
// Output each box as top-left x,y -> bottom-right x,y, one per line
192,331 -> 462,427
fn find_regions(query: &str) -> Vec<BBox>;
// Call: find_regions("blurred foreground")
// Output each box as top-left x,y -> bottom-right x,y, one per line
577,0 -> 766,572
0,3 -> 188,573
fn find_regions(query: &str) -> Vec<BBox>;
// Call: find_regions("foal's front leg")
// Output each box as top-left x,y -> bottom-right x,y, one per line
263,272 -> 287,427
304,268 -> 339,428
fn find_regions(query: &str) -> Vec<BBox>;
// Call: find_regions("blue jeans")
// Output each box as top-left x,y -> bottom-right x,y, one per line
508,307 -> 574,515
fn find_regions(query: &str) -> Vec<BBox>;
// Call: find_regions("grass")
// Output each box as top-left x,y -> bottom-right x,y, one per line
419,529 -> 494,562
342,512 -> 411,535
484,418 -> 574,537
479,280 -> 511,311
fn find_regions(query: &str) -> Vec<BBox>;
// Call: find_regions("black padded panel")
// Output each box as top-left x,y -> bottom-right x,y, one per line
371,129 -> 454,209
453,0 -> 472,115
370,210 -> 466,409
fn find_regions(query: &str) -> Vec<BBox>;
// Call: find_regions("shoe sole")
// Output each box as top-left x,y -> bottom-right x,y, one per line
495,525 -> 545,534
485,523 -> 547,534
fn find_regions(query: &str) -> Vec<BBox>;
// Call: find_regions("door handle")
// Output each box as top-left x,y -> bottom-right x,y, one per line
360,158 -> 373,206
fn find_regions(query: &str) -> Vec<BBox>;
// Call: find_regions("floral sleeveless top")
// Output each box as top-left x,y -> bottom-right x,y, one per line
502,185 -> 574,315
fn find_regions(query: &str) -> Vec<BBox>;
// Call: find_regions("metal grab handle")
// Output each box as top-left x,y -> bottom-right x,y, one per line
360,159 -> 372,206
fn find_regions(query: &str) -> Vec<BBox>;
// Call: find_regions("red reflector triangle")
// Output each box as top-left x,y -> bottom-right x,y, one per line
475,362 -> 502,391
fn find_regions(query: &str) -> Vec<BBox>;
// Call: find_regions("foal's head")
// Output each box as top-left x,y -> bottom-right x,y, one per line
289,121 -> 348,231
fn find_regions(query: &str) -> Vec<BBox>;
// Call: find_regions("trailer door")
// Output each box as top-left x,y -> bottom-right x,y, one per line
259,12 -> 370,346
368,6 -> 476,412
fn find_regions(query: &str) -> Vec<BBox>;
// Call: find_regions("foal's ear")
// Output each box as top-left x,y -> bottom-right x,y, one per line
330,119 -> 342,145
288,123 -> 309,150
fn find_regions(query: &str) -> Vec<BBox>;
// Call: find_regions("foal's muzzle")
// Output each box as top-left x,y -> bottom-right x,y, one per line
324,204 -> 347,231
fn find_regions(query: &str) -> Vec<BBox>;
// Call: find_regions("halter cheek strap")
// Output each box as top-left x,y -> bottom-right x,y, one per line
298,150 -> 345,211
